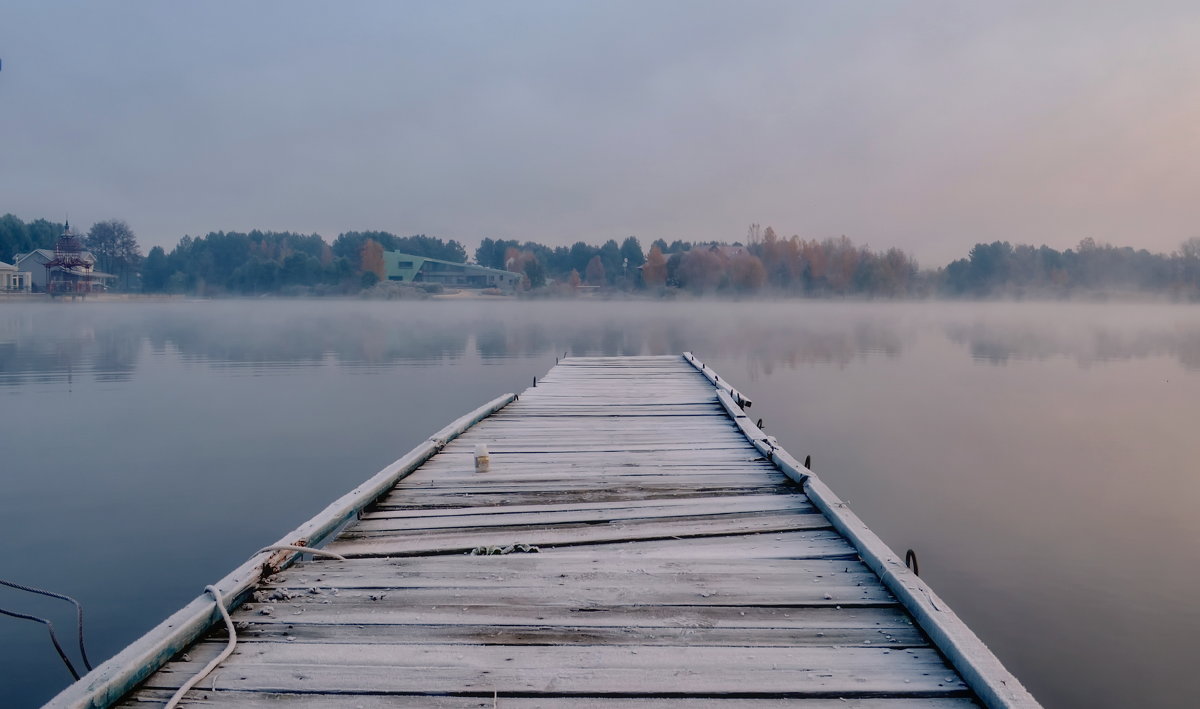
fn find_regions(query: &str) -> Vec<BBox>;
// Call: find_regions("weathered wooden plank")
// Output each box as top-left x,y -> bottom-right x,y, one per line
218,603 -> 912,632
121,690 -> 980,708
407,476 -> 783,486
239,579 -> 891,607
422,464 -> 777,473
415,465 -> 781,478
453,422 -> 741,431
265,555 -> 875,582
366,493 -> 809,519
522,383 -> 711,389
426,447 -> 766,457
538,530 -> 859,559
403,465 -> 780,477
441,436 -> 752,447
401,467 -> 776,479
450,432 -> 746,442
374,480 -> 791,493
407,475 -> 785,488
354,499 -> 814,531
141,644 -> 969,696
443,443 -> 750,453
491,396 -> 719,403
329,511 -> 834,555
247,557 -> 894,605
436,445 -> 757,456
370,489 -> 798,510
472,410 -> 724,422
234,623 -> 927,648
412,467 -> 781,481
485,414 -> 729,420
371,484 -> 798,505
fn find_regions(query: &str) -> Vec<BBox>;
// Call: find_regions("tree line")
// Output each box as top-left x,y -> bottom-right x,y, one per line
478,227 -> 920,296
141,230 -> 476,295
7,211 -> 1200,298
941,238 -> 1200,299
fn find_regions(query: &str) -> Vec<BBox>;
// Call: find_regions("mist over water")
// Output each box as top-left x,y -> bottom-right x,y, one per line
2,299 -> 1198,708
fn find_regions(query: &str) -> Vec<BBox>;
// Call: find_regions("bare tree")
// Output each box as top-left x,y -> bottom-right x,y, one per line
86,219 -> 143,290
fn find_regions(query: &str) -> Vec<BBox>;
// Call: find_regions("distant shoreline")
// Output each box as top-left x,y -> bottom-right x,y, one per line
1,290 -> 1194,305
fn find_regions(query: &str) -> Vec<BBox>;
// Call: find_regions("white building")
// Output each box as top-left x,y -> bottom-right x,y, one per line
0,260 -> 31,292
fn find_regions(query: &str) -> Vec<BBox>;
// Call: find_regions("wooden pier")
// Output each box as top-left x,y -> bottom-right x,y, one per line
50,355 -> 1039,708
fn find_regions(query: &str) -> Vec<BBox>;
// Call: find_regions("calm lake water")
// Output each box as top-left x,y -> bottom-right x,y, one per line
2,299 -> 1198,708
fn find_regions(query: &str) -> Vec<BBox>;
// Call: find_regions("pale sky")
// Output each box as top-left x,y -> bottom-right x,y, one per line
2,1 -> 1198,265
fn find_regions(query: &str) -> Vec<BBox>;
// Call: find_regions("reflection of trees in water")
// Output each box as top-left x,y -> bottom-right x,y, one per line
945,322 -> 1063,364
7,304 -> 1200,387
1175,333 -> 1200,370
475,320 -> 553,360
0,308 -> 138,386
943,320 -> 1200,369
0,306 -> 473,385
3,305 -> 916,385
477,317 -> 668,359
90,323 -> 140,382
152,311 -> 471,367
478,314 -> 907,373
557,321 -> 648,358
482,308 -> 1200,375
476,315 -> 719,360
727,321 -> 905,378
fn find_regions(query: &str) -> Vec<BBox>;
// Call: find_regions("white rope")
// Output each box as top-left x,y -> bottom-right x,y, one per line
162,548 -> 343,707
256,544 -> 347,560
163,585 -> 236,709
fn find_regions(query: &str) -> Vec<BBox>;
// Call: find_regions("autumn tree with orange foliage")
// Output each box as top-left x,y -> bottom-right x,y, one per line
504,246 -> 547,289
585,255 -> 606,286
742,226 -> 924,295
641,245 -> 667,287
678,248 -> 724,293
729,251 -> 767,292
359,238 -> 386,281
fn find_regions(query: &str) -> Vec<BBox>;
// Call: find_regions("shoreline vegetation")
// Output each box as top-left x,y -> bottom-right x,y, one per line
5,213 -> 1200,301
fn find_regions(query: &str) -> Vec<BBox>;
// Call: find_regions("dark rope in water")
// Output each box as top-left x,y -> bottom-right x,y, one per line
0,606 -> 81,679
0,578 -> 93,670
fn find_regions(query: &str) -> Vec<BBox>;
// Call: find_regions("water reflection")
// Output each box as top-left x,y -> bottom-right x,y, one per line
4,301 -> 1200,386
944,317 -> 1200,369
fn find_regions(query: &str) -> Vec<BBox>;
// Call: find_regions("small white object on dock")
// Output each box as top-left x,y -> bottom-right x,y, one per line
473,443 -> 490,472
